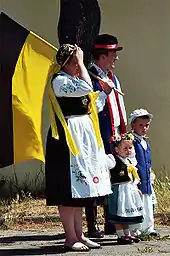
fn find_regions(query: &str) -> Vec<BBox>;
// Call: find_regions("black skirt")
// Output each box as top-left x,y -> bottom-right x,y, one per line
45,121 -> 107,207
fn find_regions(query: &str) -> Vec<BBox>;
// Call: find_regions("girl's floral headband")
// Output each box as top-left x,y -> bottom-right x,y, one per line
110,133 -> 134,143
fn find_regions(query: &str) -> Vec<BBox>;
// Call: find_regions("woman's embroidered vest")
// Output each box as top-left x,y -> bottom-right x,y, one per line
52,73 -> 90,116
56,96 -> 90,116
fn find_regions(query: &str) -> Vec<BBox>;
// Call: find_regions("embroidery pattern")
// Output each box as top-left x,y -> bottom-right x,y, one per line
71,164 -> 88,185
60,81 -> 76,94
82,97 -> 89,106
125,206 -> 143,213
93,176 -> 99,184
119,170 -> 125,176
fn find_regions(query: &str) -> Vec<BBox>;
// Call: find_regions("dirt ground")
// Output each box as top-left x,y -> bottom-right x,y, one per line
0,227 -> 169,256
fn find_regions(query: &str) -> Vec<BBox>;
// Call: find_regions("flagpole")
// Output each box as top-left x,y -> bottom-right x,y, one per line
89,70 -> 124,96
30,31 -> 58,51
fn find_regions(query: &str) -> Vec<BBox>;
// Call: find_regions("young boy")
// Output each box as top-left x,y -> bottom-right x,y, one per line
129,109 -> 159,236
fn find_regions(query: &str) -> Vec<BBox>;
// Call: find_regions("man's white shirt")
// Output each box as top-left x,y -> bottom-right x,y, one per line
92,64 -> 127,133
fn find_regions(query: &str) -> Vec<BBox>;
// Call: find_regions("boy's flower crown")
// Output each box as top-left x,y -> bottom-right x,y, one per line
110,133 -> 134,143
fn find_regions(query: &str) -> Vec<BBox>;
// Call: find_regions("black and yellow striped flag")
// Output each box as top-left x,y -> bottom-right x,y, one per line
0,12 -> 58,168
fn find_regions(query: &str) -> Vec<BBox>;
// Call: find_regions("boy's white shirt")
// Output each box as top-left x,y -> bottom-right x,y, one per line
133,132 -> 148,150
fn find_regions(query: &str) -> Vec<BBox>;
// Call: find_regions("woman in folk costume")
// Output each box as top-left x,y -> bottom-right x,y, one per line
45,44 -> 113,252
107,133 -> 143,245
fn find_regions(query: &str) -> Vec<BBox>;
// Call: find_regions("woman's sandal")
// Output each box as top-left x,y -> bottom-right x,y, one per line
64,242 -> 90,252
83,239 -> 101,249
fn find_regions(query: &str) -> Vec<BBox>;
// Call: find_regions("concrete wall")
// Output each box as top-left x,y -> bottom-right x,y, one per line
1,0 -> 170,192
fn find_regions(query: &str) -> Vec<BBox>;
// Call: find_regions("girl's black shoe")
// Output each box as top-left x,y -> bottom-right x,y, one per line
130,234 -> 141,243
117,236 -> 134,245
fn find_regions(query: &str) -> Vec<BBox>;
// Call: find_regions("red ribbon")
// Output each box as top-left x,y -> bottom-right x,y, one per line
98,80 -> 116,136
108,71 -> 126,134
94,44 -> 119,49
99,72 -> 126,139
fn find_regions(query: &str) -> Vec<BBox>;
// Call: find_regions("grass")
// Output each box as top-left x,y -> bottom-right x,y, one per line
0,176 -> 169,231
0,192 -> 59,230
137,246 -> 154,253
154,175 -> 170,226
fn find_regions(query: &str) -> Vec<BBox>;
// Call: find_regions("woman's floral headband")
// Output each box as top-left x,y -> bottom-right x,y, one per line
110,133 -> 134,143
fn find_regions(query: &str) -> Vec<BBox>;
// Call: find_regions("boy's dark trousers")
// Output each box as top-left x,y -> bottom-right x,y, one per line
85,200 -> 116,237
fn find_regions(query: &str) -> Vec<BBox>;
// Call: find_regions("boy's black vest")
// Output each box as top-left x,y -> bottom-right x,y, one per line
51,73 -> 90,116
110,155 -> 131,184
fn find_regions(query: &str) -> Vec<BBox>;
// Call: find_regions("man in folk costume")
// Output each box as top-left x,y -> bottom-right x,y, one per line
85,34 -> 127,237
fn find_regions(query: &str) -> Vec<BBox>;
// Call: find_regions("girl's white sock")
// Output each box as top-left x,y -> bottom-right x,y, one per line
116,229 -> 124,238
124,229 -> 131,237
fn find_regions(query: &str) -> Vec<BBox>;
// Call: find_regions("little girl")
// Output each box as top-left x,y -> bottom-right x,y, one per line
107,133 -> 143,245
